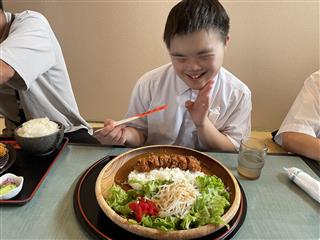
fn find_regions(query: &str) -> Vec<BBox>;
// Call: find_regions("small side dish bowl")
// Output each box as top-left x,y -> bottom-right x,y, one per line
14,119 -> 64,156
0,173 -> 24,200
95,145 -> 241,240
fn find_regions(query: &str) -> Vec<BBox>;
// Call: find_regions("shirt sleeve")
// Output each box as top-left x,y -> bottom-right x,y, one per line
275,72 -> 320,145
0,11 -> 55,90
125,75 -> 152,136
221,90 -> 252,150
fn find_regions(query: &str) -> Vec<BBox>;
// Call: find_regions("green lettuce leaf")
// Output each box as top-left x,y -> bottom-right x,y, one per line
106,185 -> 131,216
128,179 -> 172,198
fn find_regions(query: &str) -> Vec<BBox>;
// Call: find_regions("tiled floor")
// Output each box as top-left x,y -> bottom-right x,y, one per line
0,118 -> 286,153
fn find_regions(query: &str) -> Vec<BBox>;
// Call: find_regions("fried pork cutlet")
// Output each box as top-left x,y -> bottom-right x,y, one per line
134,153 -> 201,172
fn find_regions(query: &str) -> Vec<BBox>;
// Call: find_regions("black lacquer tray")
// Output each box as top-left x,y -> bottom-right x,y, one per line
0,137 -> 68,205
74,156 -> 247,240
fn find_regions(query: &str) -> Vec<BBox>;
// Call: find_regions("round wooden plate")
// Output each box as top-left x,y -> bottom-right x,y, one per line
95,145 -> 241,240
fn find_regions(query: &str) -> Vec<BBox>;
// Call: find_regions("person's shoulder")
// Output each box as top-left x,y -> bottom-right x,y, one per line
14,10 -> 49,26
219,67 -> 251,94
304,70 -> 320,87
302,70 -> 320,100
133,63 -> 173,95
138,63 -> 173,84
141,63 -> 173,78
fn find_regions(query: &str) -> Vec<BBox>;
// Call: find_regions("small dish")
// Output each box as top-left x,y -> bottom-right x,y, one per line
0,173 -> 24,200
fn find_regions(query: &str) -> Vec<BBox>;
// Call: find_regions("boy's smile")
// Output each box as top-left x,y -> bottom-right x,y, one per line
169,29 -> 228,90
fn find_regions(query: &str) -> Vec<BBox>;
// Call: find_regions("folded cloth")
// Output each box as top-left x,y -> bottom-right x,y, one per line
284,167 -> 320,203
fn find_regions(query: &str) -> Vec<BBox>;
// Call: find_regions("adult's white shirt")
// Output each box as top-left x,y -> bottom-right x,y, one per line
126,63 -> 252,150
275,70 -> 320,145
0,10 -> 91,135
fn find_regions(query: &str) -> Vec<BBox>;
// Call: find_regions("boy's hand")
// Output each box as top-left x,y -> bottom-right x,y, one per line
93,118 -> 126,145
185,80 -> 214,127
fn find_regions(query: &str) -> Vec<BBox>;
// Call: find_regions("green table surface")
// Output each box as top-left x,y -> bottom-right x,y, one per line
1,144 -> 319,239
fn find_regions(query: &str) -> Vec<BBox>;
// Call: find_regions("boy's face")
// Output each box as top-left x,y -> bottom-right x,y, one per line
169,29 -> 228,90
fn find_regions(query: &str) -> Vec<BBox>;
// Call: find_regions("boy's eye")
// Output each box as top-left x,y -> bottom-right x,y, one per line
172,56 -> 186,62
199,54 -> 214,59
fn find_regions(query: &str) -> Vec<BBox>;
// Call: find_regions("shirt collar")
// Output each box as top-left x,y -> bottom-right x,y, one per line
175,74 -> 190,96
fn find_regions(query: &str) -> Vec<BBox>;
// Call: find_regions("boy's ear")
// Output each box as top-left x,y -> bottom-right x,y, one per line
224,35 -> 230,47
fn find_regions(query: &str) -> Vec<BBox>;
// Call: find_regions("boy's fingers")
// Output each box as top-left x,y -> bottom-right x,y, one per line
114,130 -> 126,145
94,118 -> 119,136
118,132 -> 126,145
94,124 -> 121,139
110,126 -> 123,138
104,118 -> 115,127
185,100 -> 194,109
200,80 -> 214,95
95,125 -> 112,136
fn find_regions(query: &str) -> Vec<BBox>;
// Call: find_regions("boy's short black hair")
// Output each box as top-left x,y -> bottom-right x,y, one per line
0,0 -> 3,10
163,0 -> 230,48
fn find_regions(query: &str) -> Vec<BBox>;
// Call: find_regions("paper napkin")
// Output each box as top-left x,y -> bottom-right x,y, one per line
284,167 -> 320,203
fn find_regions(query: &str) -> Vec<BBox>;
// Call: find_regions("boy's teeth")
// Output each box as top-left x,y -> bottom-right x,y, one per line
190,75 -> 200,79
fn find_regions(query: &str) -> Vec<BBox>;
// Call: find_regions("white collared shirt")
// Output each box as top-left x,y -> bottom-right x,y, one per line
275,70 -> 320,145
125,63 -> 252,150
0,11 -> 91,134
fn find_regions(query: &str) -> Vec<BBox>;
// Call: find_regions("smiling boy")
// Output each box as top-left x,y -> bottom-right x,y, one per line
95,0 -> 252,151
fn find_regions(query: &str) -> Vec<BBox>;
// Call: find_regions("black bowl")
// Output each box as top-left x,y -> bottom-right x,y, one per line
14,121 -> 64,156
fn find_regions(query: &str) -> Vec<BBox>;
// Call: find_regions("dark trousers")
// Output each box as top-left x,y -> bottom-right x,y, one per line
65,129 -> 100,144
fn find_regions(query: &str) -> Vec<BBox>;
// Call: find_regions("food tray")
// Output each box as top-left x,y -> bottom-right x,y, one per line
73,155 -> 247,240
0,137 -> 68,205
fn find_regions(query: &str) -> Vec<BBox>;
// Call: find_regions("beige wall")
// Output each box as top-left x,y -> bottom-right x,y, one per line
4,0 -> 319,130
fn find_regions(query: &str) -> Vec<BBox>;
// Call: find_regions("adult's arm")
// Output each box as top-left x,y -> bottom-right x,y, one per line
282,132 -> 320,161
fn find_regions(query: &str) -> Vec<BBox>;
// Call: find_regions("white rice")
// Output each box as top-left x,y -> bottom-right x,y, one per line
128,167 -> 205,190
17,118 -> 59,137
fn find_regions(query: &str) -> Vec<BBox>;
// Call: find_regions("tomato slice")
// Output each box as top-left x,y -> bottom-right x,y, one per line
128,202 -> 138,211
135,205 -> 143,222
129,198 -> 159,222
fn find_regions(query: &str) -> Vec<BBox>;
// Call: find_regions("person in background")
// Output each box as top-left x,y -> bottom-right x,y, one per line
0,1 -> 99,144
95,0 -> 252,151
275,70 -> 320,161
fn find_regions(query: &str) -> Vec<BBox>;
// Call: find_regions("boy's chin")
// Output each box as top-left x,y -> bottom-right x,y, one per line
185,79 -> 209,90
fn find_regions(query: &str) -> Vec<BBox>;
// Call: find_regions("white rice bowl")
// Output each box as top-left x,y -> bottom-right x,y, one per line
17,118 -> 59,137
